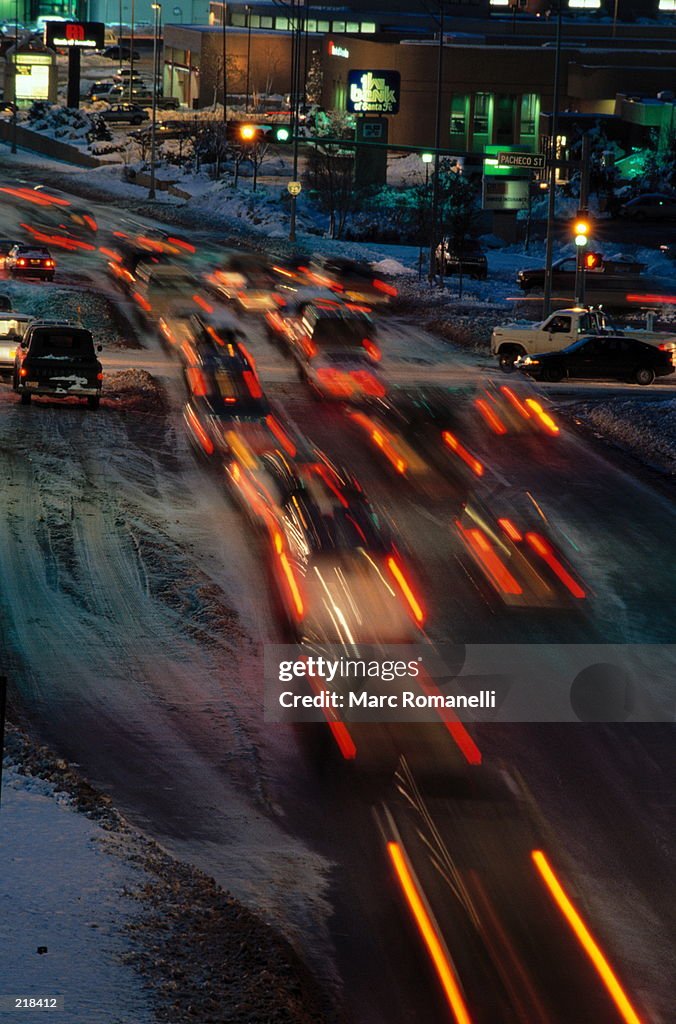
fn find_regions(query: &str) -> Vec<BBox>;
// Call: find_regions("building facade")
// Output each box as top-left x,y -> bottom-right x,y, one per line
321,34 -> 676,154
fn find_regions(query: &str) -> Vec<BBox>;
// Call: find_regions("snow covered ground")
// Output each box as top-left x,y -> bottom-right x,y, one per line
1,726 -> 330,1024
568,395 -> 676,475
0,758 -> 156,1022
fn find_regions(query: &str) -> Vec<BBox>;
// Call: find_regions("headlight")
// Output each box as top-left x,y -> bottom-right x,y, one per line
520,357 -> 538,366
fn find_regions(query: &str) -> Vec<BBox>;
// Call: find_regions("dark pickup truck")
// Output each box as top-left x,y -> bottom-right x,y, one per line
13,321 -> 103,409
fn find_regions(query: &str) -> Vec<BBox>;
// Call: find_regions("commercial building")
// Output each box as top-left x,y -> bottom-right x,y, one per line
321,34 -> 676,154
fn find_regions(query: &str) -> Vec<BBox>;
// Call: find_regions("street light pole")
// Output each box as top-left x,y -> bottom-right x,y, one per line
129,0 -> 135,102
221,0 -> 227,121
149,2 -> 161,199
543,0 -> 563,318
428,3 -> 445,285
245,5 -> 251,113
289,0 -> 302,242
10,0 -> 18,154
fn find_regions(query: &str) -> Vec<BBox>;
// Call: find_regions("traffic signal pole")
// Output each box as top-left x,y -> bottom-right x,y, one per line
543,1 -> 563,318
574,133 -> 591,306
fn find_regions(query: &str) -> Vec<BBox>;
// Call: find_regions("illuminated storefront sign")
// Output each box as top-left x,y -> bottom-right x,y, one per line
329,41 -> 349,58
347,70 -> 400,114
44,21 -> 105,49
15,56 -> 51,101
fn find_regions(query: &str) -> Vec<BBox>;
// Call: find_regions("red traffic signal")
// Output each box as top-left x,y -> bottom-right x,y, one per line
584,251 -> 603,270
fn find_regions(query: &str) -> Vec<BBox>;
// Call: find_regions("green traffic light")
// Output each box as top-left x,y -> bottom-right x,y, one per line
275,127 -> 291,142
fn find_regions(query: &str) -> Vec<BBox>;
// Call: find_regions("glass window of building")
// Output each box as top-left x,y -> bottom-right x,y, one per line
473,93 -> 490,134
231,13 -> 245,26
346,21 -> 359,31
249,15 -> 260,27
260,15 -> 273,27
333,21 -> 345,32
520,93 -> 538,136
450,95 -> 466,135
317,20 -> 330,31
360,22 -> 376,32
275,17 -> 288,29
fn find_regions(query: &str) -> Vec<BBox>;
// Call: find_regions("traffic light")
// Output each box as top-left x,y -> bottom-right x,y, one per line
272,125 -> 291,143
584,251 -> 602,270
238,123 -> 260,143
574,214 -> 590,247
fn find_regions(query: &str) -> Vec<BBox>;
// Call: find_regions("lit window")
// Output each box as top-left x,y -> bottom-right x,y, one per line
360,22 -> 376,32
346,22 -> 359,32
317,20 -> 329,31
490,0 -> 510,6
260,16 -> 273,27
473,93 -> 490,134
249,15 -> 260,27
450,95 -> 466,135
333,21 -> 345,32
659,0 -> 676,7
275,17 -> 288,29
231,13 -> 245,26
520,93 -> 538,135
568,0 -> 600,7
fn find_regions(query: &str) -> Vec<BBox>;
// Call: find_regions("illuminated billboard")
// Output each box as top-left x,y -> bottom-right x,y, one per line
347,70 -> 400,115
44,21 -> 105,49
15,54 -> 52,101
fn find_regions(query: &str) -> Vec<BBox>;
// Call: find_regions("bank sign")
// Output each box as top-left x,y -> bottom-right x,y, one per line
44,21 -> 106,49
347,70 -> 400,115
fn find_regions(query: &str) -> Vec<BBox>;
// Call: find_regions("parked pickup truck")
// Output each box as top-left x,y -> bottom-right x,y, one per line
491,307 -> 676,371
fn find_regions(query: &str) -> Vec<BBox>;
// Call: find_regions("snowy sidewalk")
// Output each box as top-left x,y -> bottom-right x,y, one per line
0,766 -> 156,1023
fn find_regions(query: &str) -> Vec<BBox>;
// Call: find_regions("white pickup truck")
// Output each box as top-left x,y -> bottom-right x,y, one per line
491,307 -> 676,371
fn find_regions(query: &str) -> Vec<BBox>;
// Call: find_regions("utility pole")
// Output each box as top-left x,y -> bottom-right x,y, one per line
10,0 -> 18,154
221,0 -> 228,120
428,3 -> 445,285
245,5 -> 251,112
149,2 -> 161,200
129,0 -> 135,102
543,0 -> 563,318
288,0 -> 302,242
574,132 -> 591,306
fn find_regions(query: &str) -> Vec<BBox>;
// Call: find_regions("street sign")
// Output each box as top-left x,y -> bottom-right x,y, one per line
287,181 -> 302,196
497,151 -> 546,170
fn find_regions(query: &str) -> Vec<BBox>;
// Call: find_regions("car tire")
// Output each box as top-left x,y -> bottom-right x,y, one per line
88,395 -> 100,410
634,367 -> 655,386
544,363 -> 565,383
19,391 -> 31,405
498,347 -> 524,373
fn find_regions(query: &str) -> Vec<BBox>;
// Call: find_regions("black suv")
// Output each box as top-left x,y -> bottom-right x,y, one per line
14,321 -> 103,408
436,238 -> 488,280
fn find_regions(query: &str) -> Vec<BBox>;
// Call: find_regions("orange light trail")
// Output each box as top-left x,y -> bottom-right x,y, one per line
524,398 -> 559,435
525,533 -> 585,599
417,670 -> 482,766
442,431 -> 484,476
475,398 -> 508,435
531,851 -> 643,1024
387,842 -> 473,1024
456,522 -> 523,596
387,556 -> 425,624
